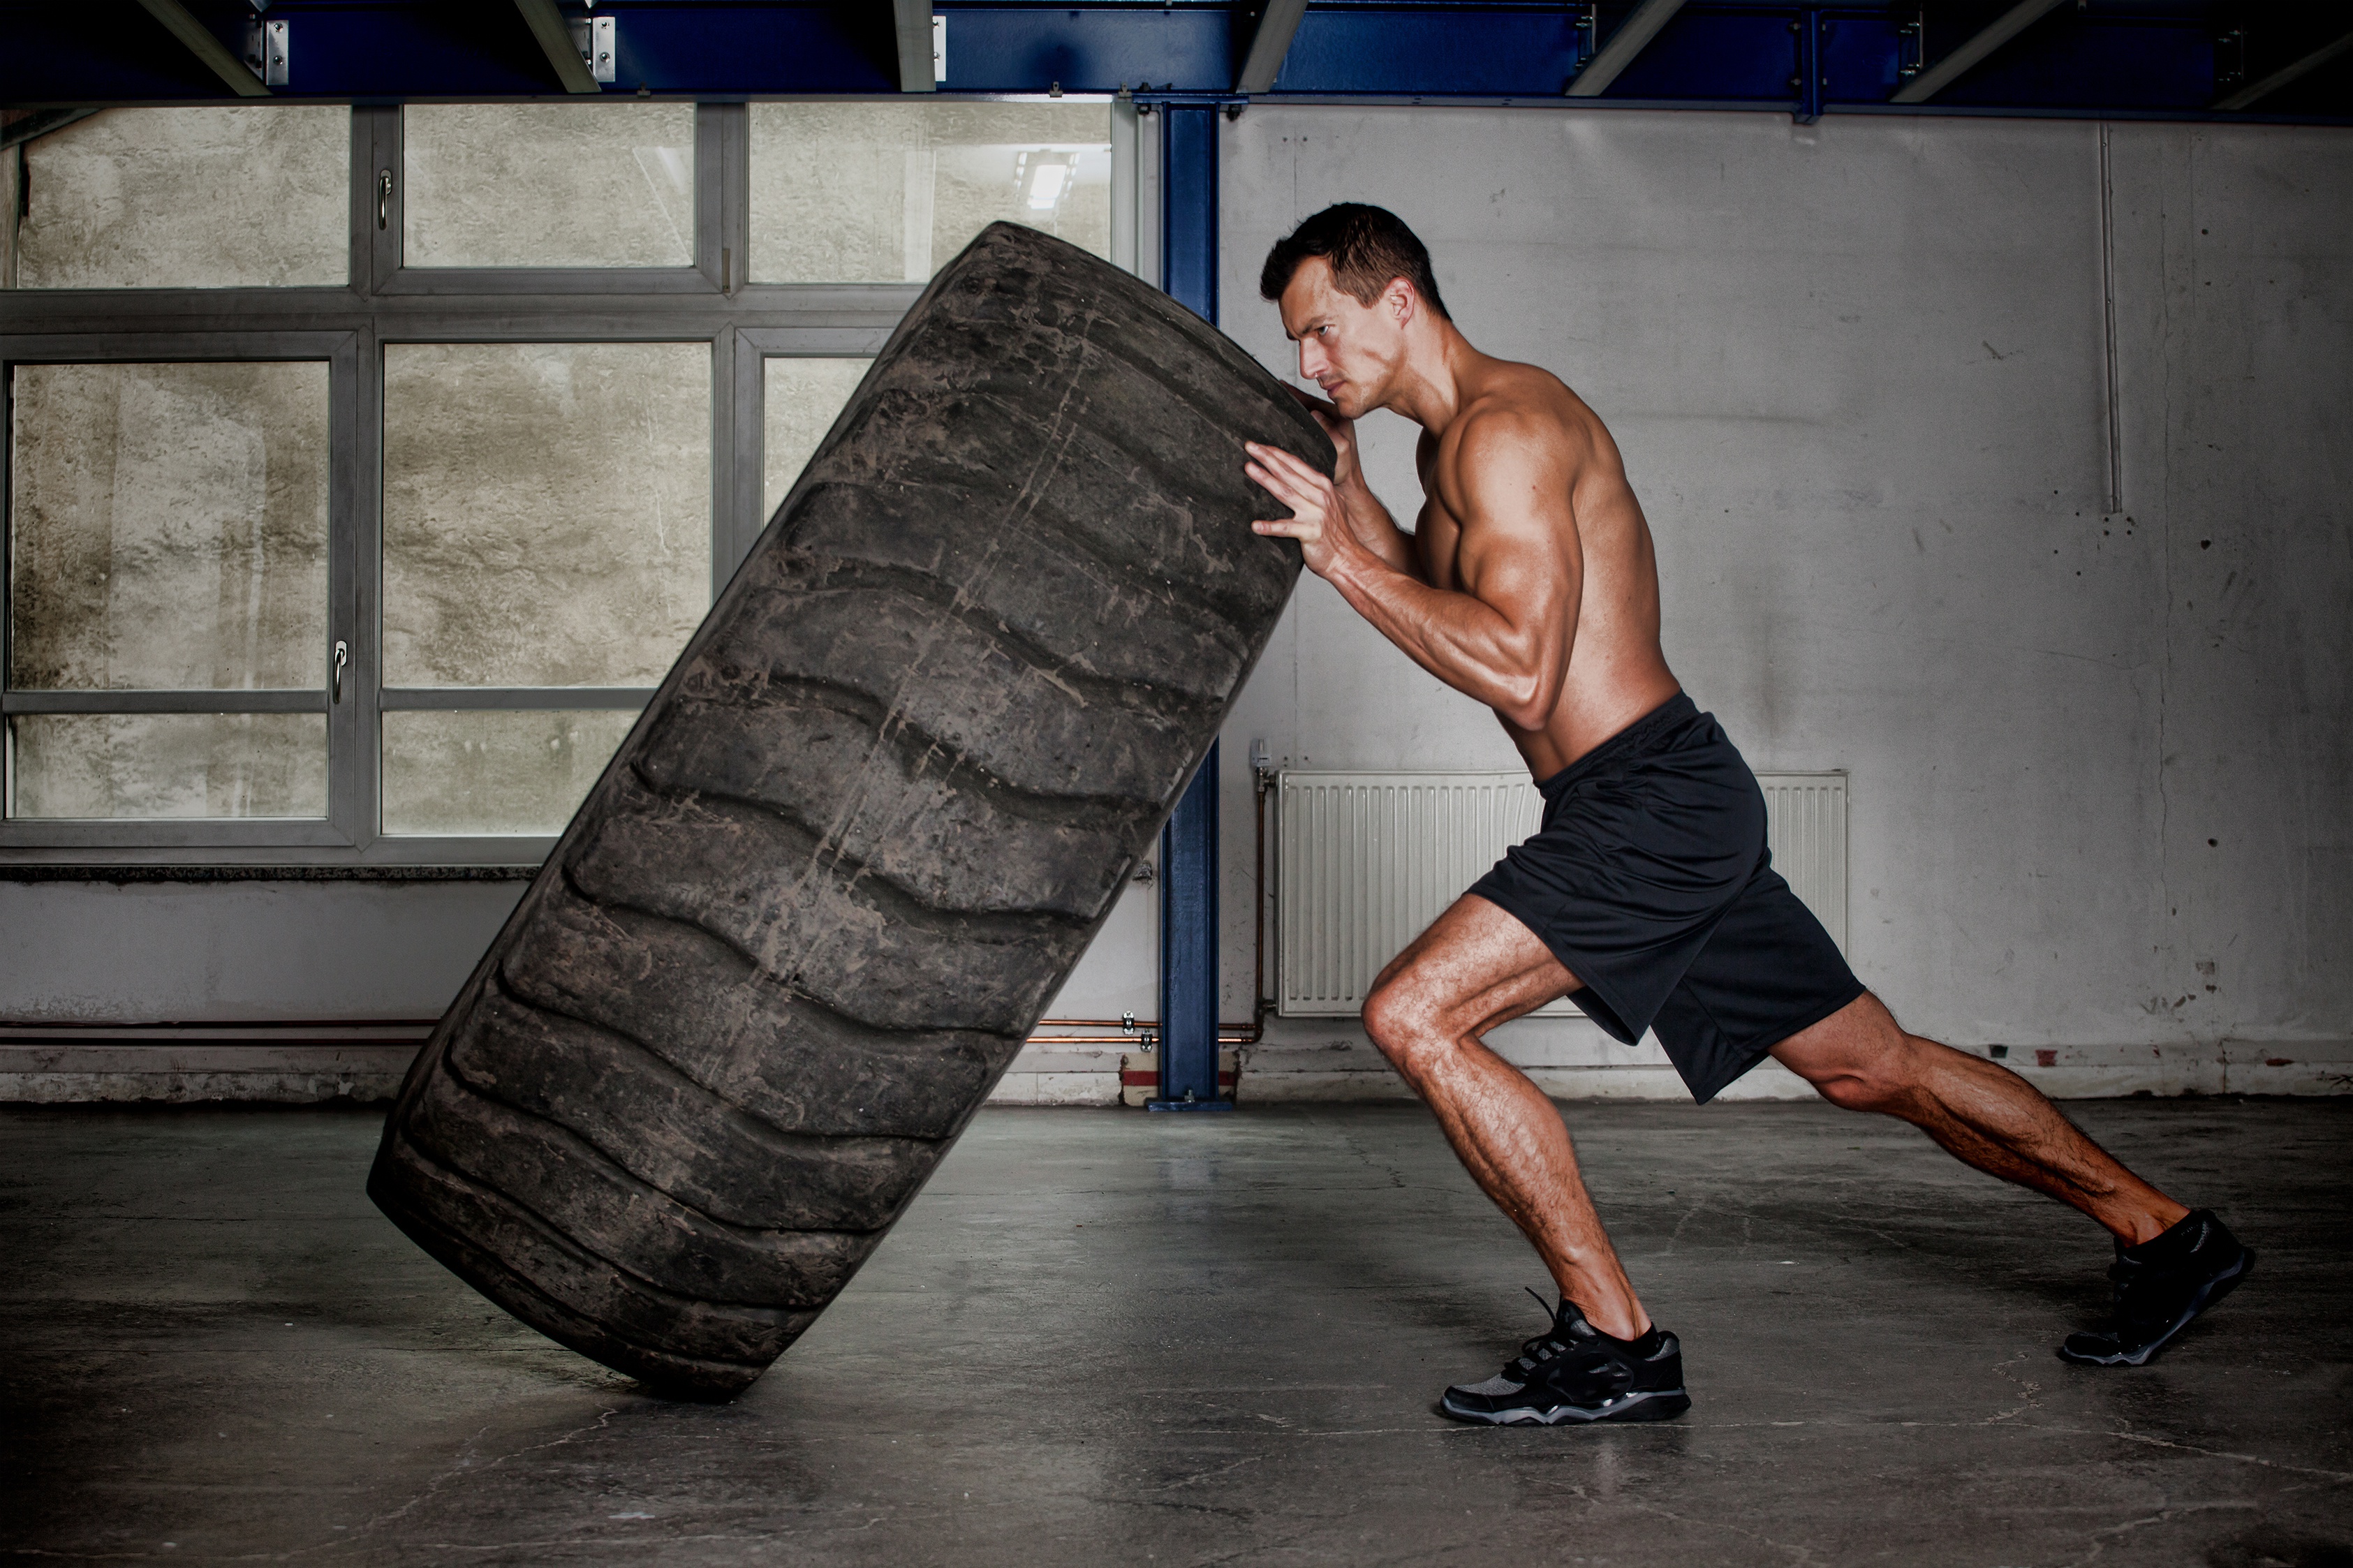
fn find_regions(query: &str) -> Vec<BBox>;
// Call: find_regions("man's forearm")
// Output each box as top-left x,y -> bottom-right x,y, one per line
1336,479 -> 1422,579
1322,547 -> 1568,728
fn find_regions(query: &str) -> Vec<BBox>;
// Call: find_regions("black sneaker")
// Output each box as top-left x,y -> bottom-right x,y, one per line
2058,1208 -> 2253,1367
1439,1296 -> 1690,1425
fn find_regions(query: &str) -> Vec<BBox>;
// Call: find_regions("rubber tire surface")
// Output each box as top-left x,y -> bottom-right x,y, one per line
368,222 -> 1332,1399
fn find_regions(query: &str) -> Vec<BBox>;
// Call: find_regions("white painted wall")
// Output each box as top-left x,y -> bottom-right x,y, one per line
1217,109 -> 2353,1098
0,879 -> 524,1023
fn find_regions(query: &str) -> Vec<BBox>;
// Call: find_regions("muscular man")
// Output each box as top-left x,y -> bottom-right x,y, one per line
1242,204 -> 2252,1426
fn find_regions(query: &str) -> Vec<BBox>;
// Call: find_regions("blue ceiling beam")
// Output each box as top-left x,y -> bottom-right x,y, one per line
1,3 -> 2339,124
939,8 -> 1233,94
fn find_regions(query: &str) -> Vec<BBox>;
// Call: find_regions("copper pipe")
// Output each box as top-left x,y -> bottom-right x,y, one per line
1026,763 -> 1278,1052
1021,1034 -> 1257,1046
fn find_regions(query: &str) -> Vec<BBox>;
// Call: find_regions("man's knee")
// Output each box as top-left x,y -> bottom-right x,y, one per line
1808,1061 -> 1905,1113
1772,994 -> 1922,1114
1359,979 -> 1418,1062
1362,977 -> 1447,1075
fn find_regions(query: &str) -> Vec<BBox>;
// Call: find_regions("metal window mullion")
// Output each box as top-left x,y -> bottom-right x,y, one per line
374,267 -> 719,298
369,105 -> 402,288
1,690 -> 327,715
318,332 -> 364,850
378,688 -> 657,711
730,329 -> 767,570
711,330 -> 739,593
352,106 -> 390,298
0,820 -> 356,851
723,103 -> 751,294
0,330 -> 362,365
346,318 -> 384,852
695,103 -> 738,293
0,290 -> 922,334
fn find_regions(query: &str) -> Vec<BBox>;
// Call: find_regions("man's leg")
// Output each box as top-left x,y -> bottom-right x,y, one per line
1361,894 -> 1651,1339
1770,992 -> 2188,1244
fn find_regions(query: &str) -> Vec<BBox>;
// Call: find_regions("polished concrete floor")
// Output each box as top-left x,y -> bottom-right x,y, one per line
1,1097 -> 2347,1567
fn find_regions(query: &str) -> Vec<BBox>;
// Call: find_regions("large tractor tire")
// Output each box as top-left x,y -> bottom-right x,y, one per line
367,222 -> 1330,1399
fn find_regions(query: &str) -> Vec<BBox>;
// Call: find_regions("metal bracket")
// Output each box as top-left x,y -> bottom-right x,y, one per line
1788,10 -> 1824,125
244,16 -> 288,87
2213,27 -> 2246,94
569,14 -> 617,84
1897,8 -> 1925,82
1573,3 -> 1599,72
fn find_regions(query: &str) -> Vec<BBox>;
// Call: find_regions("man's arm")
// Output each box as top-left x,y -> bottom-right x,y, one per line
1245,409 -> 1580,732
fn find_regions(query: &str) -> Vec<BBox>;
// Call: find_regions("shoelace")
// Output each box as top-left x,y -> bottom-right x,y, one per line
1506,1287 -> 1581,1376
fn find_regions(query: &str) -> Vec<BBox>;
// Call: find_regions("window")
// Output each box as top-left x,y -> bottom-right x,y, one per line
749,101 -> 1113,282
3,108 -> 348,290
401,104 -> 695,270
6,359 -> 332,822
0,98 -> 1135,866
762,357 -> 869,521
380,341 -> 709,834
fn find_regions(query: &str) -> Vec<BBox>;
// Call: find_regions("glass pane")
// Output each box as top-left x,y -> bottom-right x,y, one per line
382,343 -> 711,687
8,362 -> 330,691
7,713 -> 326,819
749,103 -> 1111,283
381,709 -> 636,836
7,108 -> 348,289
763,357 -> 870,520
403,105 -> 695,269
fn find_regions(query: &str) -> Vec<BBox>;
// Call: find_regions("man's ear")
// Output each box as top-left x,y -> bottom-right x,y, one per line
1386,277 -> 1416,327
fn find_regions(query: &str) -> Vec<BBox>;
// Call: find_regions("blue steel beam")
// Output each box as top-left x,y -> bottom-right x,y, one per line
0,4 -> 2334,125
1153,101 -> 1230,1111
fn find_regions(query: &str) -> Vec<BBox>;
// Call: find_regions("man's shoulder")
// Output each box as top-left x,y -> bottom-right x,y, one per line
1443,369 -> 1595,478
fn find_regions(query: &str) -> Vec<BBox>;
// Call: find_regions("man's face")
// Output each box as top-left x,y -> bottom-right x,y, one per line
1277,258 -> 1406,420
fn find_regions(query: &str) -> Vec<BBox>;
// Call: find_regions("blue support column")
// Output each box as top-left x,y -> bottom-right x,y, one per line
1149,104 -> 1231,1111
1153,743 -> 1225,1109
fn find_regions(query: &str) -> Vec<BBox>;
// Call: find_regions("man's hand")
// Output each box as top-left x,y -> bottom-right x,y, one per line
1246,441 -> 1355,581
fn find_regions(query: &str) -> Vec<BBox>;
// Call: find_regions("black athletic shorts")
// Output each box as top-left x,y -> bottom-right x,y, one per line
1466,693 -> 1864,1104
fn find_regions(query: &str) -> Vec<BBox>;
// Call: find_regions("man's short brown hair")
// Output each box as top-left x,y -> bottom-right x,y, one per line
1259,203 -> 1450,321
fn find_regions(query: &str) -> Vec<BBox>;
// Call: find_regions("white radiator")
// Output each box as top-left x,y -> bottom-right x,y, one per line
1276,769 -> 1847,1019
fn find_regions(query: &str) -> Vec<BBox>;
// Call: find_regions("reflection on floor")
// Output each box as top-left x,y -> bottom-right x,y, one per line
3,1099 -> 2347,1565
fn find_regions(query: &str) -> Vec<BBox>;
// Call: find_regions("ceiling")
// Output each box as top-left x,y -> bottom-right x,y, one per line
2,2 -> 2347,124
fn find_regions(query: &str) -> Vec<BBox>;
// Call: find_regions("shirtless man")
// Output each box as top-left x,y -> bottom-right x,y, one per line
1241,203 -> 2252,1425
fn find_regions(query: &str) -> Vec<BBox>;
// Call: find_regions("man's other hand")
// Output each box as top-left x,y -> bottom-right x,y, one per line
1246,441 -> 1351,580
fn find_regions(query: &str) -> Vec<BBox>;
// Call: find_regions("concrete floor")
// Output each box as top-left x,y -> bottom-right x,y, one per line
1,1099 -> 2347,1566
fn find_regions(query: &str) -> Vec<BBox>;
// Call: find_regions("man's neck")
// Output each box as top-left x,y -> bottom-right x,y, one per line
1382,322 -> 1482,437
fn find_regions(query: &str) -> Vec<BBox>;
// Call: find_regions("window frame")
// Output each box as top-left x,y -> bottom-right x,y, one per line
0,97 -> 1130,868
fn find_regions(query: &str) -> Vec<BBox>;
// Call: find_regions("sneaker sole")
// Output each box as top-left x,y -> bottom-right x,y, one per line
1438,1387 -> 1692,1426
2056,1248 -> 2254,1368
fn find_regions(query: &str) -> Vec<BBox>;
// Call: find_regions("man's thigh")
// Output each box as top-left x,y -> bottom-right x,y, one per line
1371,893 -> 1585,1039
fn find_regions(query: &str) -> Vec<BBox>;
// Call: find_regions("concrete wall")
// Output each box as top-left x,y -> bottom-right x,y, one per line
0,877 -> 525,1101
1217,109 -> 2353,1100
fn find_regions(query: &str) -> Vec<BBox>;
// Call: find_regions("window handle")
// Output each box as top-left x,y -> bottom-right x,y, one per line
377,169 -> 392,230
332,639 -> 349,704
